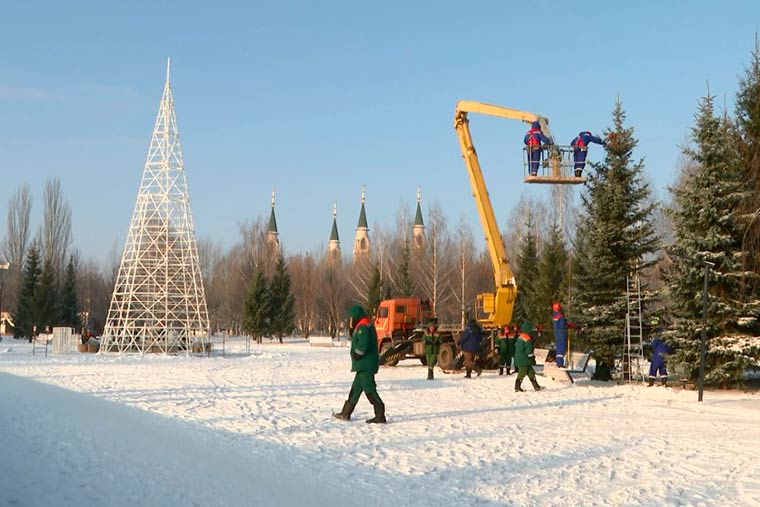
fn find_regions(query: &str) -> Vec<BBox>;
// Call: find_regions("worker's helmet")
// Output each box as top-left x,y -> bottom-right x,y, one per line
531,121 -> 541,130
552,301 -> 562,312
427,317 -> 438,327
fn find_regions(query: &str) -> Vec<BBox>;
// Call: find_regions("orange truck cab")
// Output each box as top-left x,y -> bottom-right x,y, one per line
374,298 -> 432,348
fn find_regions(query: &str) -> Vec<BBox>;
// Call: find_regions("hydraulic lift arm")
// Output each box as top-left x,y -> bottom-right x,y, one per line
454,100 -> 550,327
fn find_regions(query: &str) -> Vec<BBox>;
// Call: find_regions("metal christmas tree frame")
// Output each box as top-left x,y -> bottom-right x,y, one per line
101,59 -> 210,354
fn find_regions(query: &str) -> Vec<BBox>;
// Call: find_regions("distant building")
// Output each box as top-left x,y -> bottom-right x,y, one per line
413,186 -> 425,252
353,186 -> 370,260
328,203 -> 341,263
267,190 -> 280,253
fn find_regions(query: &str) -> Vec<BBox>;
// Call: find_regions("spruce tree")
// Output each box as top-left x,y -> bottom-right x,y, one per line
573,100 -> 659,362
735,36 -> 760,298
59,256 -> 81,330
35,258 -> 58,333
268,255 -> 295,343
514,217 -> 541,327
536,224 -> 570,330
243,267 -> 270,344
668,94 -> 759,385
366,263 -> 383,317
14,244 -> 41,338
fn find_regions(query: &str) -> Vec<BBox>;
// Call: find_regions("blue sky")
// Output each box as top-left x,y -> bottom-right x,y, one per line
1,1 -> 759,262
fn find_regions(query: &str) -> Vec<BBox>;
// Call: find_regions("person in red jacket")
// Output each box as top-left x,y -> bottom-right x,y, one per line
570,131 -> 605,177
524,121 -> 553,176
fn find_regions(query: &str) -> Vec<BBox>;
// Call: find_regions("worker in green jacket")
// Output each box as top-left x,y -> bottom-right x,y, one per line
507,323 -> 519,374
333,304 -> 387,423
514,322 -> 543,392
495,326 -> 511,375
423,317 -> 440,380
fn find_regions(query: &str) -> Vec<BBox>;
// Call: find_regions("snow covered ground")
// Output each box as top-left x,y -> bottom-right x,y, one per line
1,337 -> 760,507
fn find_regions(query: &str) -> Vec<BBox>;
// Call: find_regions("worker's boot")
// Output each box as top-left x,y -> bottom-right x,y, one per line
427,368 -> 434,380
647,378 -> 654,387
465,368 -> 472,379
575,169 -> 583,177
515,378 -> 524,392
365,393 -> 386,424
476,366 -> 482,378
506,367 -> 512,375
530,378 -> 543,391
661,377 -> 667,387
332,398 -> 357,421
499,367 -> 504,376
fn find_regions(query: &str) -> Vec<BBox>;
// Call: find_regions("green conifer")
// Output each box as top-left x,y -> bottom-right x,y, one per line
14,244 -> 41,338
268,255 -> 296,343
59,256 -> 81,329
668,94 -> 759,385
515,217 -> 541,327
243,267 -> 270,344
573,100 -> 659,362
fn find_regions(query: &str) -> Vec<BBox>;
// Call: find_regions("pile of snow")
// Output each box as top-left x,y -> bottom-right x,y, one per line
1,337 -> 759,506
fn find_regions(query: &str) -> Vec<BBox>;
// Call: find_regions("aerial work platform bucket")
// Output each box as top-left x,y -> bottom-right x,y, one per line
523,146 -> 587,184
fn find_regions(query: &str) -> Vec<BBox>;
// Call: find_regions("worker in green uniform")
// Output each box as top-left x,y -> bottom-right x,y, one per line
495,326 -> 511,375
514,322 -> 543,392
423,317 -> 440,380
333,304 -> 387,423
507,323 -> 519,374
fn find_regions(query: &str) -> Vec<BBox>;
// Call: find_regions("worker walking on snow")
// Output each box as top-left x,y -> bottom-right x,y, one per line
333,304 -> 387,423
524,121 -> 553,176
514,323 -> 543,392
459,319 -> 483,378
552,301 -> 576,368
570,130 -> 605,177
423,317 -> 440,380
648,318 -> 672,387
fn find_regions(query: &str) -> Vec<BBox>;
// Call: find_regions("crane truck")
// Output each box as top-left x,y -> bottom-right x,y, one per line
378,100 -> 581,370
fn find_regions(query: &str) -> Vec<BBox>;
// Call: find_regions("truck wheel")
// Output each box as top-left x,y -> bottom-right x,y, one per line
437,343 -> 456,370
380,341 -> 398,366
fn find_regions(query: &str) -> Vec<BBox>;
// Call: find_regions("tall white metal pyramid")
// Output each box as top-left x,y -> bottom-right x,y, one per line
101,59 -> 210,354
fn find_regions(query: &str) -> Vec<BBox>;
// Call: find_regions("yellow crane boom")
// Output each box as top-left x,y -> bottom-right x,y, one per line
453,100 -> 553,327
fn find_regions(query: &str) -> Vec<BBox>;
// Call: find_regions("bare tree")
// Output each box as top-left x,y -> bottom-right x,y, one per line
197,238 -> 224,333
40,178 -> 73,278
416,200 -> 453,315
449,216 -> 477,327
289,252 -> 318,337
2,184 -> 32,312
503,195 -> 550,259
77,256 -> 114,335
382,201 -> 413,296
318,254 -> 346,338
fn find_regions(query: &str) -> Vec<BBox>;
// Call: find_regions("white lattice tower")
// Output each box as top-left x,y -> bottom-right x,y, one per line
101,59 -> 210,354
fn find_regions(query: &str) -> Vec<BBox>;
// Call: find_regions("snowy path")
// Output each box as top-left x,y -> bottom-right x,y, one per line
2,339 -> 760,506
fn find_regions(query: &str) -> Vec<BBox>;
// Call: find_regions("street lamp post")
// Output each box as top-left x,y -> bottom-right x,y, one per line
669,251 -> 714,402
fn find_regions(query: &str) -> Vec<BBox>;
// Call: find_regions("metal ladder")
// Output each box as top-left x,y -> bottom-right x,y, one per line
624,273 -> 645,382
